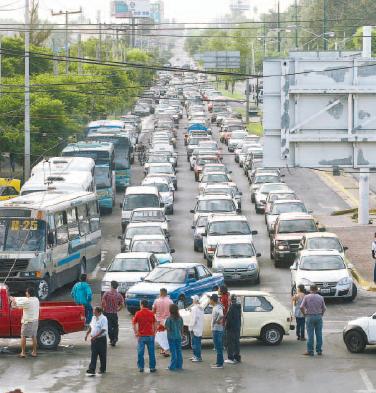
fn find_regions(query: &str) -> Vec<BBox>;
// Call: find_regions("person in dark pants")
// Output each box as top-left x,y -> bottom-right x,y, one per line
85,307 -> 108,375
292,284 -> 306,341
372,232 -> 376,282
102,281 -> 124,346
210,294 -> 224,369
225,295 -> 241,364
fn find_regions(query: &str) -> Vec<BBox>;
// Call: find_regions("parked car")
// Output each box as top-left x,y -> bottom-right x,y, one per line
0,285 -> 85,349
125,263 -> 224,314
343,314 -> 376,353
101,253 -> 158,296
180,290 -> 294,349
212,239 -> 261,283
290,250 -> 357,300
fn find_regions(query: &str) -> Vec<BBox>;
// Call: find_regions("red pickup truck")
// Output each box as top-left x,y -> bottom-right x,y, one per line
0,285 -> 85,349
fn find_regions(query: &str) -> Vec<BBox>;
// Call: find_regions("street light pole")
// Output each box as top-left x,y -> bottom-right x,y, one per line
24,0 -> 30,180
277,1 -> 281,52
323,0 -> 328,50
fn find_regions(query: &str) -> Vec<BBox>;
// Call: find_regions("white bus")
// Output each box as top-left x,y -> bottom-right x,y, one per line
0,191 -> 101,299
31,157 -> 95,178
20,171 -> 95,196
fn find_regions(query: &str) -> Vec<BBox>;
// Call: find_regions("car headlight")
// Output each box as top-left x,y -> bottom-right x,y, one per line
299,278 -> 313,286
248,263 -> 257,271
338,277 -> 352,286
276,240 -> 289,250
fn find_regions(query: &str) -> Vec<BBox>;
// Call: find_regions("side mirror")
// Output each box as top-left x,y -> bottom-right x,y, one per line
170,248 -> 175,254
290,265 -> 296,270
117,235 -> 122,240
252,230 -> 258,235
343,246 -> 348,251
100,267 -> 107,272
256,253 -> 261,257
239,191 -> 243,196
229,171 -> 232,174
308,209 -> 313,214
347,263 -> 354,270
160,202 -> 165,208
190,209 -> 195,213
140,277 -> 145,281
191,225 -> 195,229
120,203 -> 123,208
318,227 -> 326,232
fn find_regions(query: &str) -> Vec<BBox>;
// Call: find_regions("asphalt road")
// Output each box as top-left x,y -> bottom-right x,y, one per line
2,114 -> 376,393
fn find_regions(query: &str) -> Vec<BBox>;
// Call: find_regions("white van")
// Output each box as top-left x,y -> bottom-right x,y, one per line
21,171 -> 95,196
121,185 -> 162,232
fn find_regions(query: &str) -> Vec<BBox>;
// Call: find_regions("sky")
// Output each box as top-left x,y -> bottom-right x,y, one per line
0,0 -> 294,24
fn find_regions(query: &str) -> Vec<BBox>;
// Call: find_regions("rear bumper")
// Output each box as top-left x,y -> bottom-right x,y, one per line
223,270 -> 259,282
98,196 -> 113,210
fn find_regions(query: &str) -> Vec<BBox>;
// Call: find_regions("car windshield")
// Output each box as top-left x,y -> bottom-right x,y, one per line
259,184 -> 289,194
108,258 -> 150,272
132,240 -> 168,253
255,175 -> 280,184
145,267 -> 186,283
204,165 -> 225,173
208,221 -> 251,235
307,238 -> 343,252
205,188 -> 233,197
123,194 -> 159,210
300,255 -> 345,270
197,200 -> 235,213
131,210 -> 164,222
198,158 -> 218,165
231,132 -> 247,139
125,226 -> 163,239
272,203 -> 307,215
202,174 -> 229,183
149,166 -> 173,174
217,243 -> 255,258
95,166 -> 111,188
0,218 -> 46,252
148,155 -> 170,163
278,219 -> 317,234
148,183 -> 169,193
269,193 -> 296,202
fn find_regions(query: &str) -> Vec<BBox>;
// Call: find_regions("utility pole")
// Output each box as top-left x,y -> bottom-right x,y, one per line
77,13 -> 84,75
245,61 -> 250,124
323,0 -> 328,50
294,0 -> 298,48
0,37 -> 2,97
51,8 -> 82,74
131,16 -> 136,48
24,0 -> 30,180
52,38 -> 58,76
277,1 -> 281,52
263,16 -> 266,56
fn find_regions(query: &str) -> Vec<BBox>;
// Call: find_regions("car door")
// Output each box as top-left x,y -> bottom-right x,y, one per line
195,265 -> 211,294
367,315 -> 376,343
241,296 -> 273,337
183,267 -> 199,298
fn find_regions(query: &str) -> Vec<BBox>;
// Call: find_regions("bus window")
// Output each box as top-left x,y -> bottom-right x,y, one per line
77,204 -> 90,236
47,214 -> 56,245
88,201 -> 100,232
55,211 -> 68,245
67,208 -> 79,240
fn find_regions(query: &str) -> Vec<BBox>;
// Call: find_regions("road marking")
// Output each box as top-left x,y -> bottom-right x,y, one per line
89,251 -> 107,279
356,369 -> 376,392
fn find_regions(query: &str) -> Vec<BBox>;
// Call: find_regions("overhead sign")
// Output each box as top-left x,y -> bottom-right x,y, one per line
230,0 -> 250,12
111,0 -> 151,18
194,51 -> 240,70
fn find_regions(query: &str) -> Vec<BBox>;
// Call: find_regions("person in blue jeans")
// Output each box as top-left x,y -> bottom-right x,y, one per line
300,284 -> 326,356
132,299 -> 157,373
210,294 -> 224,369
71,274 -> 93,325
165,303 -> 184,371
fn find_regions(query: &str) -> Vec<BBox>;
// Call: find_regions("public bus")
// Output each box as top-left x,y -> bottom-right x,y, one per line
85,120 -> 124,136
61,141 -> 116,213
86,129 -> 133,190
31,157 -> 95,178
0,191 -> 101,299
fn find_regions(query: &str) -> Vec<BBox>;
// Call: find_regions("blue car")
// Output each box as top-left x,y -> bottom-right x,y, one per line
125,263 -> 224,314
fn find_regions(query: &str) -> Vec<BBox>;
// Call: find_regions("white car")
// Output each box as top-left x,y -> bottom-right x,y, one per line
254,183 -> 291,214
299,232 -> 348,261
101,252 -> 158,295
212,238 -> 261,283
141,177 -> 174,214
250,174 -> 283,203
129,208 -> 170,235
290,250 -> 357,300
343,314 -> 376,353
130,234 -> 175,265
227,131 -> 248,152
203,214 -> 257,266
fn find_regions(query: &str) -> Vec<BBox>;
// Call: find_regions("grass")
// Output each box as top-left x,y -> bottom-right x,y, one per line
217,83 -> 245,101
247,121 -> 263,136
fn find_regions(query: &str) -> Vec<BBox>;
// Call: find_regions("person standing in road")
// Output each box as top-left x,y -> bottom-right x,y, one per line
372,232 -> 376,282
132,299 -> 157,373
210,294 -> 224,369
292,284 -> 306,341
165,303 -> 184,371
10,287 -> 40,358
189,295 -> 204,362
219,285 -> 230,318
102,280 -> 124,347
71,274 -> 93,326
152,288 -> 173,357
300,284 -> 326,356
85,306 -> 108,375
225,294 -> 241,364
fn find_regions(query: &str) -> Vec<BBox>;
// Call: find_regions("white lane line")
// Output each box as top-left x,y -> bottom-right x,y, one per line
356,369 -> 376,393
89,250 -> 107,279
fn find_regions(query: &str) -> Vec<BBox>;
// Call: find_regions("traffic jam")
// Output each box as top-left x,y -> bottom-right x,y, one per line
0,67 -> 375,366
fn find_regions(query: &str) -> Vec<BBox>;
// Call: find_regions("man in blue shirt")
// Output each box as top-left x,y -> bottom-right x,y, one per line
85,307 -> 108,375
71,274 -> 93,325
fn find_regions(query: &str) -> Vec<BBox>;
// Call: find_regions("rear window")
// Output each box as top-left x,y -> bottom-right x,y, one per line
123,194 -> 159,210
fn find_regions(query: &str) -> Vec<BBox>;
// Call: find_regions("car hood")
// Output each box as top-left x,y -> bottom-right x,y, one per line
207,234 -> 253,244
214,256 -> 258,268
128,282 -> 183,295
103,271 -> 148,283
296,269 -> 350,283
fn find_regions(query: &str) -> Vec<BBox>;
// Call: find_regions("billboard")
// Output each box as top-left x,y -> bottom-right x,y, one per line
230,0 -> 250,12
194,51 -> 240,70
111,0 -> 151,18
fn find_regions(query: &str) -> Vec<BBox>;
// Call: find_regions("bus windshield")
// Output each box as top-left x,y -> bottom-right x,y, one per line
0,218 -> 46,252
63,150 -> 110,166
95,166 -> 111,188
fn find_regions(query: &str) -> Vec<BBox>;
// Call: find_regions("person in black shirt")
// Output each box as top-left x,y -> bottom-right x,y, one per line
225,295 -> 242,364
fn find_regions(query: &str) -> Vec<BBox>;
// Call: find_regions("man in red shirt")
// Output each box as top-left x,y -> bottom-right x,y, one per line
101,281 -> 124,347
133,299 -> 157,373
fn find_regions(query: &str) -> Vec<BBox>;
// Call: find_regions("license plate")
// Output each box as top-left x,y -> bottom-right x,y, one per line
320,288 -> 331,294
232,274 -> 241,280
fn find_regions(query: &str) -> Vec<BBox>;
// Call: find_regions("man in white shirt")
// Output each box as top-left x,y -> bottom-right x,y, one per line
189,295 -> 204,362
10,287 -> 40,358
85,306 -> 108,375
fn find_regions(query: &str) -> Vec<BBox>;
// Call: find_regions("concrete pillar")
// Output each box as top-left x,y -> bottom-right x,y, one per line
359,168 -> 370,225
362,26 -> 372,58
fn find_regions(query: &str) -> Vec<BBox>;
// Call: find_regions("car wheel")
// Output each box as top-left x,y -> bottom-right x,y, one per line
181,327 -> 191,349
80,258 -> 87,275
291,285 -> 296,296
261,324 -> 283,345
274,259 -> 281,268
351,284 -> 358,301
207,259 -> 212,268
194,243 -> 199,252
37,324 -> 61,349
344,330 -> 366,353
37,277 -> 51,300
254,275 -> 260,284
